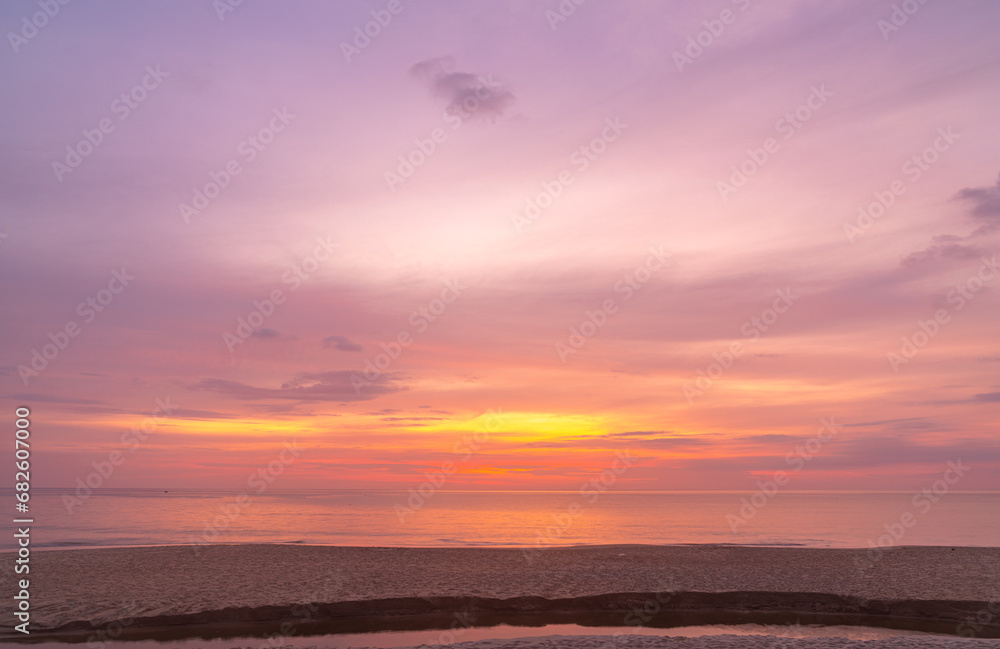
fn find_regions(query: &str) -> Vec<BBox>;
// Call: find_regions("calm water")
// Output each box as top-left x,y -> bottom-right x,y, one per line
3,489 -> 999,549
15,623 -> 948,649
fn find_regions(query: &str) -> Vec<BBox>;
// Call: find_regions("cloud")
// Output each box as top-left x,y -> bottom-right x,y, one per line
522,432 -> 709,449
10,393 -> 104,405
410,56 -> 515,120
955,172 -> 1000,234
739,434 -> 799,443
171,408 -> 237,420
815,436 -> 1000,470
614,430 -> 673,438
323,335 -> 363,352
418,406 -> 452,414
249,328 -> 298,342
622,436 -> 712,448
663,436 -> 1000,474
902,234 -> 986,266
247,403 -> 320,415
902,172 -> 1000,266
841,417 -> 945,433
190,371 -> 404,402
603,431 -> 710,447
972,392 -> 1000,403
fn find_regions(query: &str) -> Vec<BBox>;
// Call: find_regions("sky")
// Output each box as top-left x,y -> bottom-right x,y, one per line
1,0 -> 998,493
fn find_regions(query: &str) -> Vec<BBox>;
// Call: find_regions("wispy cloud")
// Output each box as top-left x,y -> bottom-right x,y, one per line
323,335 -> 363,352
409,56 -> 515,120
191,371 -> 405,402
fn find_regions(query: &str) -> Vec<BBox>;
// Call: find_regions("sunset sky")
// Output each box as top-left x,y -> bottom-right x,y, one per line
1,0 -> 998,492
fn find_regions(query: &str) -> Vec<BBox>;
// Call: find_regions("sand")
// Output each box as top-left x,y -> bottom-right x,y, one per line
2,544 -> 999,641
366,634 -> 1000,648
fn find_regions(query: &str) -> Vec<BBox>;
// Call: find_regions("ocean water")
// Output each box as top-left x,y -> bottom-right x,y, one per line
3,489 -> 999,549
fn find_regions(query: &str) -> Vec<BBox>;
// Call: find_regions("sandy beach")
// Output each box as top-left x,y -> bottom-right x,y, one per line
371,635 -> 1000,648
2,544 -> 999,642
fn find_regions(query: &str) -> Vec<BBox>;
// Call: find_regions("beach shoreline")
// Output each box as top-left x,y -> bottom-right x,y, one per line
3,544 -> 998,641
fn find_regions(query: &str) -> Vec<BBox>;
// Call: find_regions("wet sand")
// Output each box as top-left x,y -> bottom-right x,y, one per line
2,544 -> 998,641
379,634 -> 1000,648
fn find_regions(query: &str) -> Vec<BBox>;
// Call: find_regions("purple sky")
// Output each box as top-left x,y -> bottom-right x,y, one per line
1,0 -> 999,491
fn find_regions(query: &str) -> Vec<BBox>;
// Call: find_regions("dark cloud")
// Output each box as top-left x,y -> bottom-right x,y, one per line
190,371 -> 404,402
46,405 -> 133,415
410,56 -> 514,120
841,417 -> 945,433
522,432 -> 707,449
739,434 -> 799,443
418,406 -> 453,414
249,328 -> 298,342
902,234 -> 987,266
606,431 -> 709,447
323,335 -> 363,352
247,403 -> 321,415
904,172 -> 1000,265
658,436 -> 1000,474
171,408 -> 237,420
955,172 -> 1000,234
972,392 -> 1000,403
614,430 -> 673,438
10,393 -> 104,405
811,436 -> 1000,470
523,466 -> 606,477
624,436 -> 712,448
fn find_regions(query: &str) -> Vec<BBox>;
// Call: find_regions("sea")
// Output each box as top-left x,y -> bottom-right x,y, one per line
2,489 -> 999,550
